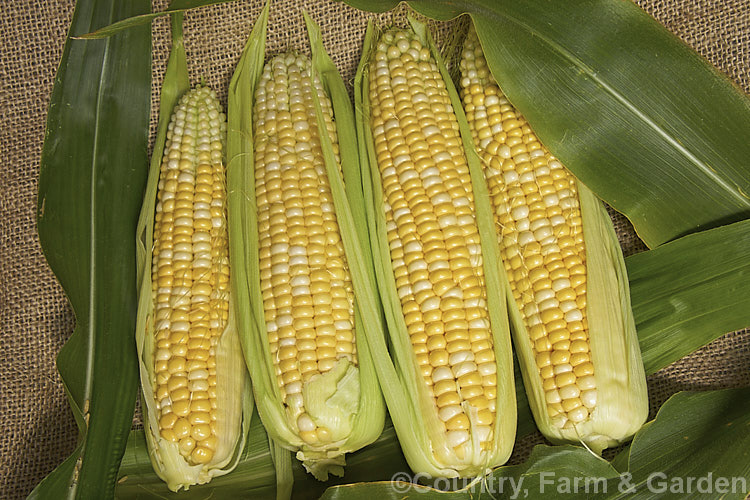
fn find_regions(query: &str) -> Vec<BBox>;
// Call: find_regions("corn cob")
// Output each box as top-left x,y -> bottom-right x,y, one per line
459,26 -> 647,452
136,85 -> 249,491
229,9 -> 384,480
255,51 -> 358,443
355,21 -> 516,478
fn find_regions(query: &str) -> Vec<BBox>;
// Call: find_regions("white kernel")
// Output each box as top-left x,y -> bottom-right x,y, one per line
297,414 -> 316,432
289,255 -> 308,266
546,389 -> 561,404
408,260 -> 427,273
193,258 -> 211,269
448,351 -> 474,365
560,301 -> 578,313
290,275 -> 310,287
421,296 -> 440,312
427,260 -> 450,272
468,318 -> 488,330
568,406 -> 589,423
544,194 -> 560,207
271,243 -> 289,255
431,366 -> 453,383
173,251 -> 191,262
423,175 -> 442,189
277,315 -> 293,327
286,382 -> 302,394
446,430 -> 469,447
511,206 -> 529,220
420,166 -> 440,179
534,226 -> 553,241
404,241 -> 422,254
581,389 -> 597,408
478,362 -> 496,376
565,310 -> 583,322
530,218 -> 549,232
552,278 -> 571,292
553,364 -> 573,375
534,289 -> 555,302
559,384 -> 581,400
271,263 -> 289,275
539,298 -> 560,311
577,376 -> 596,391
171,321 -> 190,332
156,348 -> 171,361
413,280 -> 432,294
438,214 -> 458,228
438,405 -> 462,422
431,193 -> 451,205
453,361 -> 477,378
518,231 -> 535,246
550,215 -> 566,227
188,369 -> 209,380
334,320 -> 352,330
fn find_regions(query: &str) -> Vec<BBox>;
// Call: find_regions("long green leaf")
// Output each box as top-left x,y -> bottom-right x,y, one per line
627,219 -> 750,374
344,0 -> 750,248
32,0 -> 151,497
77,0 -> 240,39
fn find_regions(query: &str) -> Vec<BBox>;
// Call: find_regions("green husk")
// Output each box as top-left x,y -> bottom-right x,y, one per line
227,3 -> 385,481
354,17 -> 516,478
134,13 -> 253,492
508,180 -> 648,453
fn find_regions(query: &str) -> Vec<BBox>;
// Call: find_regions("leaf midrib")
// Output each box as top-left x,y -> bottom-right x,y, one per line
76,4 -> 115,498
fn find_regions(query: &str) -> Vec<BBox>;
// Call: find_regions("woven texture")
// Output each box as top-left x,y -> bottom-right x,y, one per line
1,0 -> 748,498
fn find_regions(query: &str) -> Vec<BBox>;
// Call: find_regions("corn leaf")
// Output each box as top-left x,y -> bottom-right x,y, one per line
626,219 -> 750,374
77,0 -> 241,39
32,0 -> 151,497
344,0 -> 750,248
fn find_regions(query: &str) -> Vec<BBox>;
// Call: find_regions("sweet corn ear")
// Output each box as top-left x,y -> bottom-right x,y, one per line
227,10 -> 385,481
459,26 -> 647,453
355,19 -> 516,478
136,85 -> 251,491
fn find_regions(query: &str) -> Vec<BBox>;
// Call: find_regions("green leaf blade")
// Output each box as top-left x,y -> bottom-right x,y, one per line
33,0 -> 151,497
627,219 -> 750,375
466,0 -> 750,247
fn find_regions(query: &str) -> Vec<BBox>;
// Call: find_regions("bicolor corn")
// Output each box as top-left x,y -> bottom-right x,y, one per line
356,20 -> 516,478
138,85 -> 249,491
459,25 -> 647,453
229,9 -> 385,481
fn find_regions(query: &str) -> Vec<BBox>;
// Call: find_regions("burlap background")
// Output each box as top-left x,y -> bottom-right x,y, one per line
1,0 -> 748,498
